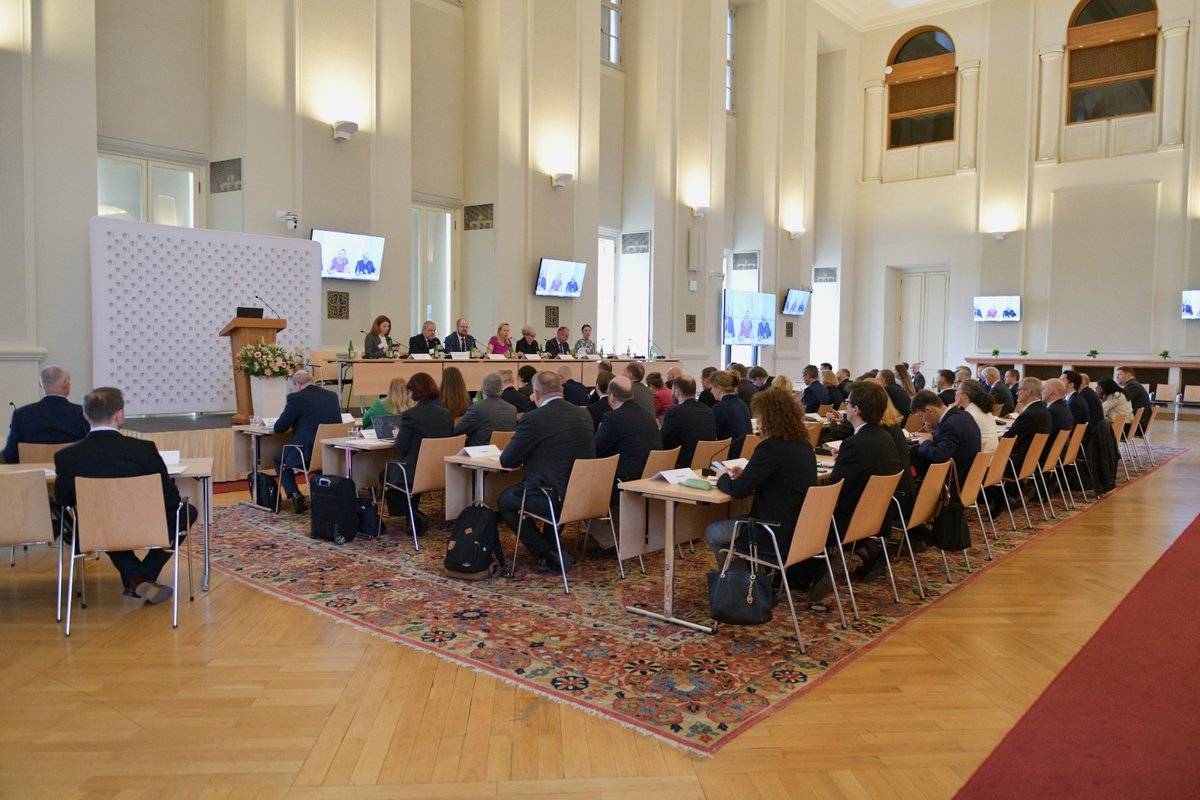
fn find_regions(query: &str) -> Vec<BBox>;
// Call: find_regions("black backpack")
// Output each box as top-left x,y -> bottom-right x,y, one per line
444,506 -> 505,580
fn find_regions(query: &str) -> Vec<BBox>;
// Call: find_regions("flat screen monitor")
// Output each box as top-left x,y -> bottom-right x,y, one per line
973,295 -> 1021,322
535,258 -> 586,298
1183,290 -> 1200,320
722,289 -> 776,346
313,228 -> 386,282
781,289 -> 811,316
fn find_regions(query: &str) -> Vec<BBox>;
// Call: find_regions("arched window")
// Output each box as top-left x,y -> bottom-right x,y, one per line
1067,0 -> 1157,123
886,27 -> 956,149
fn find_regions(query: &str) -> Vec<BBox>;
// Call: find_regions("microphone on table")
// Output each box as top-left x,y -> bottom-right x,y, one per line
254,294 -> 282,318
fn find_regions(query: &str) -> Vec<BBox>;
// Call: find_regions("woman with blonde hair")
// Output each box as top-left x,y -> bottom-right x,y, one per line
440,366 -> 471,419
362,375 -> 415,426
771,374 -> 794,394
822,369 -> 844,407
487,322 -> 514,356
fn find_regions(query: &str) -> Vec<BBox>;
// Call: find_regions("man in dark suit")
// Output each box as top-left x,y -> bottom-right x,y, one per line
453,372 -> 516,447
544,326 -> 572,357
499,371 -> 596,572
588,371 -> 615,430
1116,365 -> 1153,435
54,387 -> 196,604
498,369 -> 534,413
3,365 -> 89,463
1003,377 -> 1053,471
910,361 -> 926,392
1005,369 -> 1022,390
660,375 -> 717,468
1078,373 -> 1107,435
408,320 -> 442,356
594,375 -> 662,518
1061,371 -> 1090,427
910,390 -> 982,494
1043,378 -> 1075,437
442,318 -> 479,354
935,369 -> 957,406
799,365 -> 830,413
623,362 -> 656,418
273,370 -> 342,512
983,367 -> 1016,416
810,381 -> 904,599
698,366 -> 719,407
879,368 -> 911,416
556,364 -> 591,406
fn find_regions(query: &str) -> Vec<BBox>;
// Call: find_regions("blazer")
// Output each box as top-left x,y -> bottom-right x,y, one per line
630,382 -> 657,418
1080,387 -> 1106,439
825,384 -> 845,408
273,384 -> 342,460
712,395 -> 752,458
514,337 -> 541,356
393,399 -> 454,477
54,430 -> 183,532
1048,399 -> 1075,434
500,397 -> 596,499
1122,379 -> 1153,430
660,398 -> 717,468
1004,400 -> 1053,469
698,388 -> 717,408
990,382 -> 1016,416
561,379 -> 591,407
1065,392 -> 1089,426
885,382 -> 912,416
587,396 -> 611,430
443,331 -> 478,353
911,372 -> 926,391
2,394 -> 89,463
408,333 -> 441,355
594,402 -> 663,489
452,396 -> 517,447
363,333 -> 396,359
800,381 -> 830,413
737,381 -> 759,406
717,437 -> 817,549
829,423 -> 904,533
544,338 -> 571,356
938,387 -> 957,406
500,386 -> 535,413
915,406 -> 982,492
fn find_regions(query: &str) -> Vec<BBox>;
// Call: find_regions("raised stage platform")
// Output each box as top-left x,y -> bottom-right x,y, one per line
124,414 -> 242,482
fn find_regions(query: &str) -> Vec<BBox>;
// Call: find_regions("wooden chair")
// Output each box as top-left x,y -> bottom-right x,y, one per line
720,481 -> 846,650
1152,383 -> 1176,417
1175,385 -> 1200,421
958,450 -> 995,563
1122,407 -> 1145,471
815,404 -> 834,417
1033,429 -> 1071,520
17,442 -> 70,463
979,436 -> 1018,536
489,429 -> 515,449
1109,413 -> 1130,481
1133,407 -> 1159,466
1002,432 -> 1049,529
804,422 -> 823,448
380,434 -> 466,549
833,471 -> 904,620
1058,423 -> 1089,507
640,447 -> 682,479
904,414 -> 925,433
275,421 -> 354,510
62,474 -> 189,636
690,439 -> 732,471
739,434 -> 763,461
307,350 -> 340,385
0,470 -> 57,606
509,455 -> 619,593
892,460 -> 952,593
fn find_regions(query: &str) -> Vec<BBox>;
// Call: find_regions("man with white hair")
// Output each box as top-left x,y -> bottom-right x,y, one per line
452,372 -> 516,447
983,366 -> 1016,416
272,369 -> 342,513
3,365 -> 89,463
556,363 -> 591,406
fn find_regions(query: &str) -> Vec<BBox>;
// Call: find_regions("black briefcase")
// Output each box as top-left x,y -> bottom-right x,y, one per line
310,475 -> 358,545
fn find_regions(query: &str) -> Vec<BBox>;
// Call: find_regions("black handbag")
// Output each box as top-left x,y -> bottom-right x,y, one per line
928,497 -> 972,551
707,532 -> 774,625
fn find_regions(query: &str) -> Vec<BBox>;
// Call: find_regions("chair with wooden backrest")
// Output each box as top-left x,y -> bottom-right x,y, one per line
640,447 -> 682,479
904,414 -> 925,433
275,421 -> 354,510
1109,413 -> 1130,481
63,473 -> 189,636
381,434 -> 466,549
489,429 -> 515,449
1012,402 -> 1025,416
891,460 -> 951,592
307,350 -> 340,385
1134,407 -> 1159,466
719,481 -> 846,650
979,436 -> 1018,535
815,404 -> 834,417
1123,407 -> 1145,471
0,470 -> 55,601
1176,385 -> 1200,421
834,471 -> 904,620
17,442 -> 71,464
1002,431 -> 1049,529
739,434 -> 763,461
1152,383 -> 1176,415
804,422 -> 823,448
509,455 -> 619,594
957,450 -> 995,563
1058,423 -> 1089,508
690,439 -> 732,471
1032,429 -> 1071,521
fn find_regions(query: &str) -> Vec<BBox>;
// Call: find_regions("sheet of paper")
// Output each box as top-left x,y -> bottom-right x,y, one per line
461,444 -> 502,458
652,468 -> 698,485
261,417 -> 278,429
158,449 -> 181,465
410,353 -> 433,360
167,465 -> 188,475
486,353 -> 507,360
524,355 -> 542,361
360,429 -> 378,440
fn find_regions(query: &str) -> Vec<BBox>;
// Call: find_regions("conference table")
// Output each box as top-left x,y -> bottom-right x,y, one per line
320,436 -> 394,490
1,457 -> 217,592
443,452 -> 523,519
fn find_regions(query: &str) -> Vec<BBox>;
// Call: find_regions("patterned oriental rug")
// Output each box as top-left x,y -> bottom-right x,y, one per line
208,445 -> 1184,756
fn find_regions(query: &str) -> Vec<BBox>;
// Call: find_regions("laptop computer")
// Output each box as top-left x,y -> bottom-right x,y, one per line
371,415 -> 403,441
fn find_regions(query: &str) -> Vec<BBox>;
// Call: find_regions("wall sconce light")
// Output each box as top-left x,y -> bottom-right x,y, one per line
276,210 -> 298,230
551,172 -> 574,188
692,205 -> 710,219
332,120 -> 359,142
991,230 -> 1008,241
788,228 -> 806,240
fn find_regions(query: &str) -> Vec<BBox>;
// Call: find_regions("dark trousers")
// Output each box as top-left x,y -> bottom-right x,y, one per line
498,483 -> 560,561
105,503 -> 198,589
275,448 -> 309,498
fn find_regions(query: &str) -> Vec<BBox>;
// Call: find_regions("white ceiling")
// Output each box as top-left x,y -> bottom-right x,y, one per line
814,0 -> 991,31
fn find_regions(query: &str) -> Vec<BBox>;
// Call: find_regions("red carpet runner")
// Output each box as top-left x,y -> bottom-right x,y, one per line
956,513 -> 1200,799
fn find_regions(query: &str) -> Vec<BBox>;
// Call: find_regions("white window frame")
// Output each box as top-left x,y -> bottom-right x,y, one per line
602,0 -> 622,67
97,151 -> 205,229
726,7 -> 735,113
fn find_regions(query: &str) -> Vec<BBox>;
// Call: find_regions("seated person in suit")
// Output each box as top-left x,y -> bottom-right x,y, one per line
594,377 -> 662,546
273,370 -> 342,513
453,372 -> 516,447
363,315 -> 398,359
544,326 -> 572,358
665,366 -> 682,389
1002,377 -> 1053,472
1043,378 -> 1075,438
514,325 -> 541,357
623,361 -> 657,418
408,319 -> 442,356
556,364 -> 591,406
3,365 -> 89,463
910,361 -> 926,391
799,365 -> 831,413
704,387 -> 817,572
517,365 -> 537,398
709,370 -> 753,460
443,318 -> 479,354
747,366 -> 770,391
1096,377 -> 1132,422
731,364 -> 758,405
909,389 -> 982,495
588,370 -> 616,430
362,375 -> 414,427
660,375 -> 717,468
1061,370 -> 1090,427
381,372 -> 454,533
54,387 -> 197,604
982,367 -> 1016,416
697,366 -> 719,407
836,368 -> 853,400
498,368 -> 535,413
935,369 -> 957,406
822,369 -> 844,408
879,368 -> 912,417
1004,368 -> 1022,390
498,371 -> 596,573
647,371 -> 673,417
1116,365 -> 1153,435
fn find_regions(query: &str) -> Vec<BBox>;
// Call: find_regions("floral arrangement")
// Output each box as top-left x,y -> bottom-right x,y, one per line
1087,349 -> 1099,359
235,340 -> 306,377
1160,349 -> 1171,360
1019,348 -> 1028,357
991,348 -> 1000,357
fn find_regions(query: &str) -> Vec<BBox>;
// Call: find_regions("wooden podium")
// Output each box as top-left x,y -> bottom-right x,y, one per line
220,317 -> 288,424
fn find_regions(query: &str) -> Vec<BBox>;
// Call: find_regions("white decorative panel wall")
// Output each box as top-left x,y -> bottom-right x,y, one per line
920,141 -> 955,178
1111,115 -> 1155,157
90,218 -> 322,415
1063,121 -> 1105,161
883,148 -> 918,182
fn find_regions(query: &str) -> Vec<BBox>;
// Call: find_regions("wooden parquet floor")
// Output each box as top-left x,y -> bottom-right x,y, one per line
1,425 -> 1195,799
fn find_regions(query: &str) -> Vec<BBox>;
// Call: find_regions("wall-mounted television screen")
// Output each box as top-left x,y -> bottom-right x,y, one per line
722,289 -> 776,346
535,258 -> 586,298
781,288 -> 811,316
1183,290 -> 1200,320
973,295 -> 1021,322
313,228 -> 386,282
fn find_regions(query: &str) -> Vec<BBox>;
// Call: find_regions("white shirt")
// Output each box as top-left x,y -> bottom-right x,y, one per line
962,402 -> 998,453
